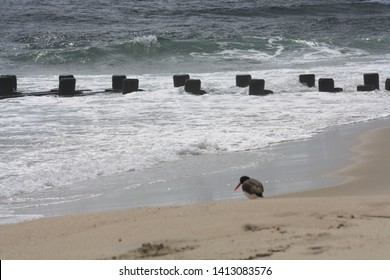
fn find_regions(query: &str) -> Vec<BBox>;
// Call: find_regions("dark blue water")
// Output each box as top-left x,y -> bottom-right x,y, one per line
1,0 -> 390,74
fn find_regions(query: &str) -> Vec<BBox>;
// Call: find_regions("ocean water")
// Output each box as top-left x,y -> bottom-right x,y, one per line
1,0 -> 390,223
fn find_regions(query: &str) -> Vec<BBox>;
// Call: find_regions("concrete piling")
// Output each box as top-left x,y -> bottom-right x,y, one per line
185,79 -> 200,93
236,74 -> 252,88
385,78 -> 390,91
318,78 -> 343,92
173,74 -> 190,87
184,79 -> 206,95
122,79 -> 139,94
249,79 -> 264,95
105,75 -> 126,92
58,77 -> 76,96
249,79 -> 273,95
112,75 -> 127,91
363,73 -> 379,90
299,74 -> 315,87
357,73 -> 379,91
0,75 -> 17,96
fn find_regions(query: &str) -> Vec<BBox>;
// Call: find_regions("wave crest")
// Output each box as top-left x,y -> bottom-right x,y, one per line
112,35 -> 162,55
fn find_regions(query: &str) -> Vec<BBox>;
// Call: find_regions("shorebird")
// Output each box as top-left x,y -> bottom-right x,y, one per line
234,176 -> 264,199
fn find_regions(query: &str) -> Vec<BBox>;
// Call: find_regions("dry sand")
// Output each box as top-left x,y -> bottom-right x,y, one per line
0,125 -> 390,260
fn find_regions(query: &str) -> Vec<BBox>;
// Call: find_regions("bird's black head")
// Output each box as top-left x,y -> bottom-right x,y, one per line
240,176 -> 250,184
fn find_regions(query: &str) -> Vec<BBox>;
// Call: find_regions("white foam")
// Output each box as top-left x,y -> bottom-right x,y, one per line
363,0 -> 390,4
130,35 -> 160,48
2,55 -> 390,223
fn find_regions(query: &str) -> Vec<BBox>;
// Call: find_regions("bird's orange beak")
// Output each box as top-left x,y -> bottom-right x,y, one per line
233,182 -> 241,192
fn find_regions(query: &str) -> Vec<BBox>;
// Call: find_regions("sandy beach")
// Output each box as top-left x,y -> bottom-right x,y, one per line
1,121 -> 390,260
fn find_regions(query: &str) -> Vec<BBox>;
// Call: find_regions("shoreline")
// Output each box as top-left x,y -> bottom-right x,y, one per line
7,118 -> 390,223
1,119 -> 390,259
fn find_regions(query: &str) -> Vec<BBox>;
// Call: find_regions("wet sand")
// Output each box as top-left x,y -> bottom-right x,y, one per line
0,120 -> 390,259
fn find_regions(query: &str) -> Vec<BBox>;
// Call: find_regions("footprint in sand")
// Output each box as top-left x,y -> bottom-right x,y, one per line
243,223 -> 286,233
306,246 -> 328,255
112,241 -> 196,259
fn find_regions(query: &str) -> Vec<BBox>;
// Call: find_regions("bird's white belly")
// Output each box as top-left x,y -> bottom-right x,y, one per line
244,192 -> 259,199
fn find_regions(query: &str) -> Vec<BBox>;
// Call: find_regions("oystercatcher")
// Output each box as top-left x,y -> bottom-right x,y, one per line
234,176 -> 264,199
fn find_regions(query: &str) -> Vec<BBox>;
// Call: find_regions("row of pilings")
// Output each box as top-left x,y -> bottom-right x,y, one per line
1,73 -> 390,99
299,73 -> 385,92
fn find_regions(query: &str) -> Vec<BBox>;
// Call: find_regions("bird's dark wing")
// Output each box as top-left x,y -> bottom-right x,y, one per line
242,178 -> 264,194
